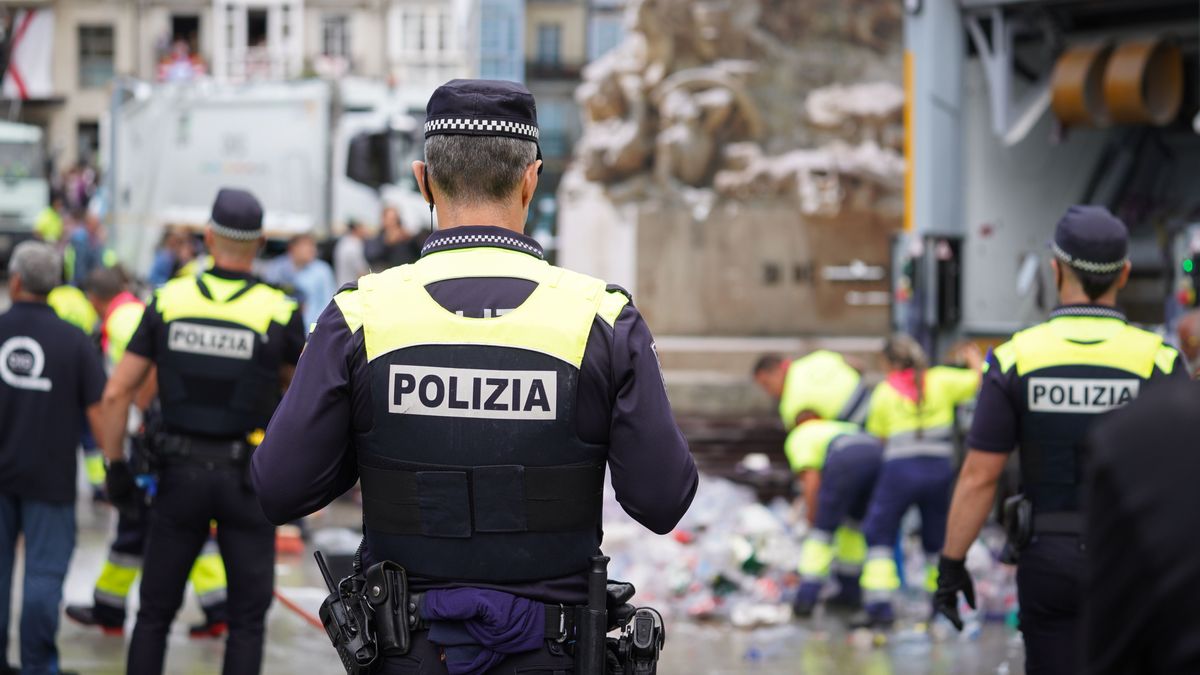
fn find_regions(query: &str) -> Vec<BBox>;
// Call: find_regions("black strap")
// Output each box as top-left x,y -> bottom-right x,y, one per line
156,432 -> 251,464
359,462 -> 603,536
1033,511 -> 1081,535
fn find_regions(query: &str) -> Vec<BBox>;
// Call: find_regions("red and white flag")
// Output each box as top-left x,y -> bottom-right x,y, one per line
3,9 -> 55,100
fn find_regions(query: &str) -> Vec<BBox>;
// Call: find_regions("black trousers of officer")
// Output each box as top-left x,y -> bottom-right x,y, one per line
377,632 -> 574,674
127,462 -> 274,675
1018,534 -> 1084,675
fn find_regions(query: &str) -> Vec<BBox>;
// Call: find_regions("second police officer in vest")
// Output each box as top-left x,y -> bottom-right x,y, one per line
97,189 -> 305,674
933,206 -> 1189,675
66,267 -> 229,639
252,79 -> 699,673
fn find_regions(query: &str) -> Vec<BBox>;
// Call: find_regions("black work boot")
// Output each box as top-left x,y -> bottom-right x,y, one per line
189,617 -> 229,639
848,601 -> 896,630
792,582 -> 822,618
65,605 -> 124,636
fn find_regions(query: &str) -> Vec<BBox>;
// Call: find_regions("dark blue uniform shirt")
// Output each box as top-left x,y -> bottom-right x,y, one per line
252,226 -> 698,603
0,302 -> 106,502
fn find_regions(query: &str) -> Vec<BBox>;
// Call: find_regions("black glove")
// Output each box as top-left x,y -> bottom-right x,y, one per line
932,555 -> 975,631
104,460 -> 139,513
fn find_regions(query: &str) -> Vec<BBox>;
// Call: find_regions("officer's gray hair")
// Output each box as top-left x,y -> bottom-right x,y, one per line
425,135 -> 538,204
7,241 -> 61,296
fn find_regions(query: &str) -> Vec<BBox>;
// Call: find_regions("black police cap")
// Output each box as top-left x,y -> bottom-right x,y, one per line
1052,205 -> 1128,275
210,188 -> 264,241
424,79 -> 542,161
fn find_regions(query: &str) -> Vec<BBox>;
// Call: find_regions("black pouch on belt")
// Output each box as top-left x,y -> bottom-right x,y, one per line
1003,494 -> 1033,557
365,561 -> 411,655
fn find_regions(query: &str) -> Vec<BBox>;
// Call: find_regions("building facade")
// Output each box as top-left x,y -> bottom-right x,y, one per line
1,0 -> 623,175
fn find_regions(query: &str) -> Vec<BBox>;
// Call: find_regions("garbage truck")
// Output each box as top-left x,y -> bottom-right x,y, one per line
105,77 -> 428,275
0,120 -> 49,267
899,0 -> 1199,353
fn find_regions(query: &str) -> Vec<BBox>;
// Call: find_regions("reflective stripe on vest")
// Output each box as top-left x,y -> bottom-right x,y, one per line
352,247 -> 611,583
882,427 -> 954,460
155,274 -> 296,438
1008,317 -> 1164,513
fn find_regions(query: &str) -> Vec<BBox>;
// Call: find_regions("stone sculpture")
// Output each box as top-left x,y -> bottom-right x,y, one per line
560,0 -> 905,338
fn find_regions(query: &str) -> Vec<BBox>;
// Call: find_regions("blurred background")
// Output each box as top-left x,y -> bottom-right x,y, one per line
1,0 -> 1198,672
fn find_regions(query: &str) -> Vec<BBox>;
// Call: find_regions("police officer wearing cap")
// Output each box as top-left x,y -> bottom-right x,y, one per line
252,79 -> 698,673
98,188 -> 304,674
934,206 -> 1189,674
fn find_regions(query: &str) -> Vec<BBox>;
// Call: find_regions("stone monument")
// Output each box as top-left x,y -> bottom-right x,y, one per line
559,0 -> 905,337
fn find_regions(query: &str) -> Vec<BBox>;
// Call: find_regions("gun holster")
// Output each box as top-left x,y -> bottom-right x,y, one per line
364,561 -> 411,656
1002,494 -> 1033,562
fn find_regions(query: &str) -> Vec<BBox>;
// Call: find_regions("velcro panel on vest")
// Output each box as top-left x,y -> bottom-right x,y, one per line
473,466 -> 526,532
359,462 -> 603,537
417,472 -> 472,538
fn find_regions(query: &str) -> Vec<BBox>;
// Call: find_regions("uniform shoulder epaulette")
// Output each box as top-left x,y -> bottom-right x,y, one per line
333,282 -> 365,333
605,284 -> 632,301
990,340 -> 1019,375
1154,341 -> 1181,375
597,284 -> 632,327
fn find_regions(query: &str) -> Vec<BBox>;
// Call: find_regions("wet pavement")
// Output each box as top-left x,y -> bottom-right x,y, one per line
51,501 -> 345,675
12,497 -> 1026,674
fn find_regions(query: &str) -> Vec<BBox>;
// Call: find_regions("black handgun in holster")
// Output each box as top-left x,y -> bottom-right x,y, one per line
316,551 -> 379,674
1002,493 -> 1033,563
575,556 -> 666,675
611,607 -> 665,675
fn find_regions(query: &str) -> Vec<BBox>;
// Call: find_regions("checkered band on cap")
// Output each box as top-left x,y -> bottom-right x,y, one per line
209,220 -> 262,241
1049,305 -> 1126,321
424,118 -> 540,141
1052,242 -> 1126,275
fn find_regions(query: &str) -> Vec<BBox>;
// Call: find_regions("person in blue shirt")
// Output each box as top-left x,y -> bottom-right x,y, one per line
262,233 -> 336,333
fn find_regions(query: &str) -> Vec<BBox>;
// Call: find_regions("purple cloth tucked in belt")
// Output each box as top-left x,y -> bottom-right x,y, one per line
421,588 -> 545,674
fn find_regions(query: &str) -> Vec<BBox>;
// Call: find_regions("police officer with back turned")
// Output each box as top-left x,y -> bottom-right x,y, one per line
98,188 -> 305,674
934,206 -> 1188,675
252,79 -> 699,674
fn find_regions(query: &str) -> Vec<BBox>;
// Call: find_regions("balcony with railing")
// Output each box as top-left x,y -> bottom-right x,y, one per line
525,60 -> 584,80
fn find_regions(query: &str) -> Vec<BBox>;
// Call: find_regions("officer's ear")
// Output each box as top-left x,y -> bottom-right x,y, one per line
1050,258 -> 1063,291
520,160 -> 541,209
1115,260 -> 1132,290
412,161 -> 432,205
